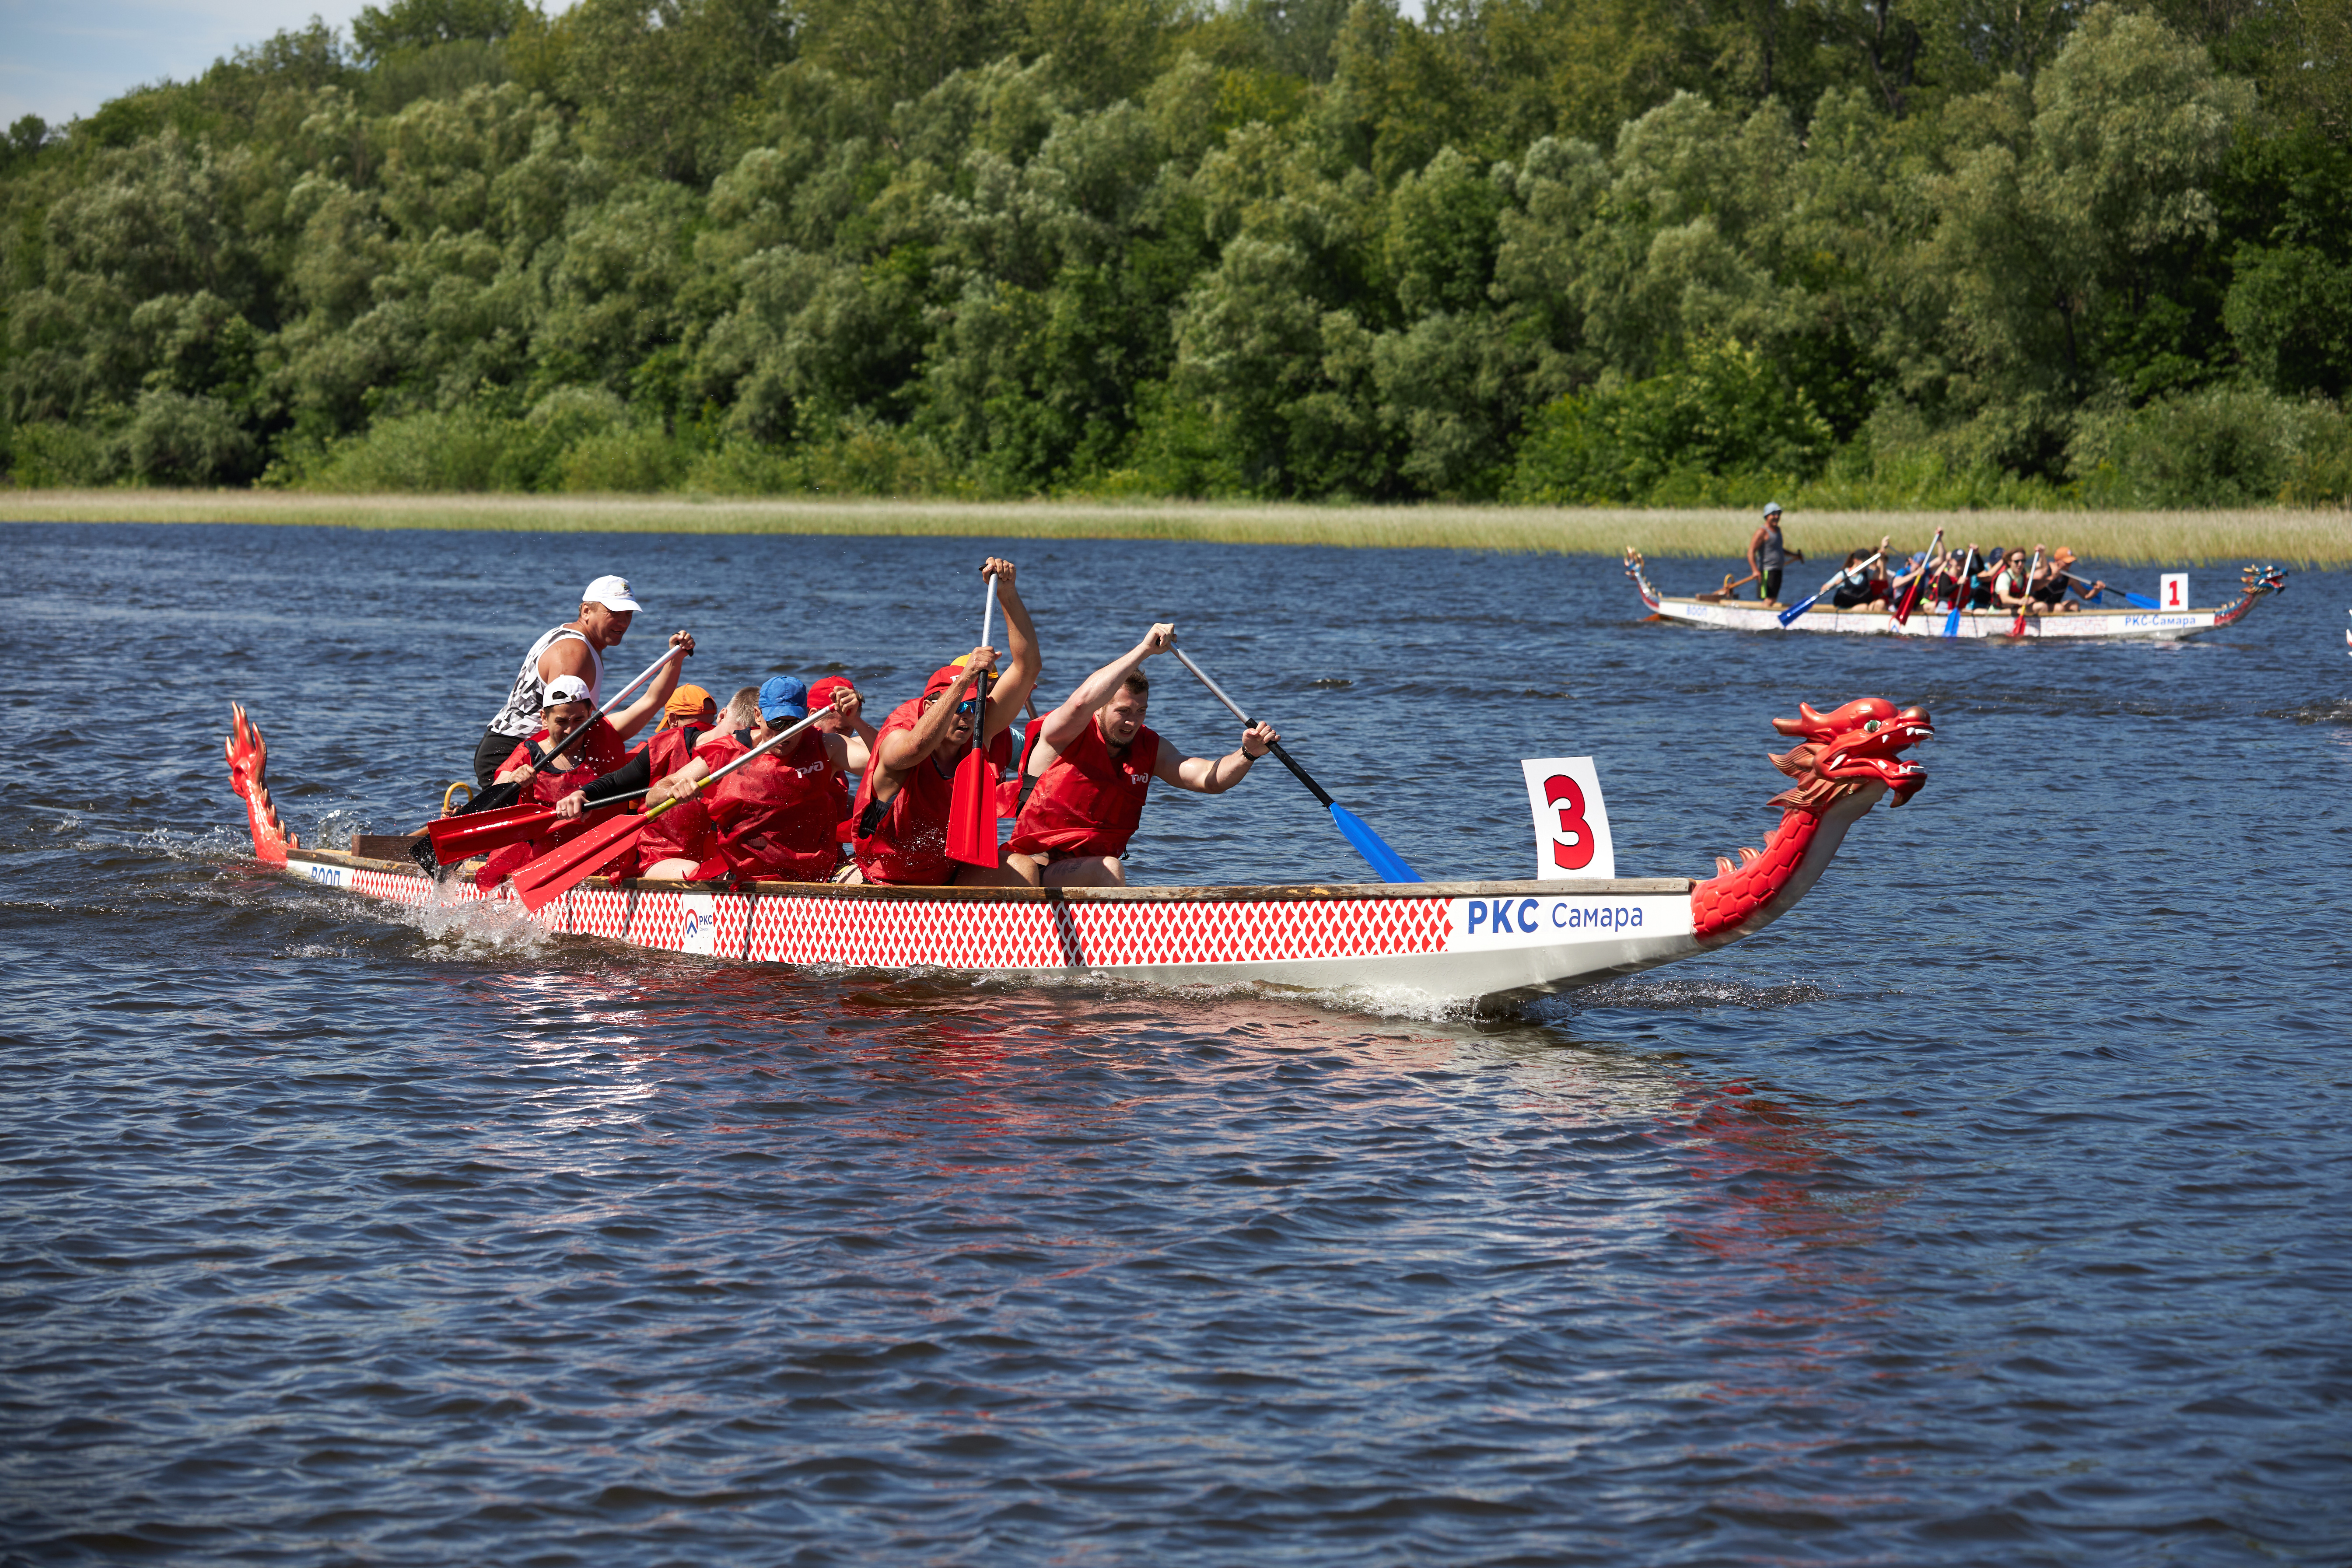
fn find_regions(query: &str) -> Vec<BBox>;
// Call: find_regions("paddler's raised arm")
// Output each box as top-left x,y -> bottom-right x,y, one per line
1038,623 -> 1174,754
606,630 -> 696,741
980,558 -> 1037,742
872,653 -> 993,781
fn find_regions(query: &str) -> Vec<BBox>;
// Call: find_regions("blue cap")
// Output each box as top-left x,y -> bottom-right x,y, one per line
758,676 -> 809,721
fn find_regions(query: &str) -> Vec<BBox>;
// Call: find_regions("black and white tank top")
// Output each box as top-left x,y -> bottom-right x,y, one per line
486,626 -> 603,738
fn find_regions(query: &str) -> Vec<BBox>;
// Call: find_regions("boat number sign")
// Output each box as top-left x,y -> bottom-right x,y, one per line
2160,572 -> 2188,609
1519,757 -> 1615,880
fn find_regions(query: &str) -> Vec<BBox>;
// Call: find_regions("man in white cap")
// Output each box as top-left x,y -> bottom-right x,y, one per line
1746,502 -> 1804,606
472,574 -> 695,788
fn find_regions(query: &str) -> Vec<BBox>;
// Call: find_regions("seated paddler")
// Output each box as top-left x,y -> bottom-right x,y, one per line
851,558 -> 1040,887
556,677 -> 861,883
473,674 -> 633,888
1004,623 -> 1279,889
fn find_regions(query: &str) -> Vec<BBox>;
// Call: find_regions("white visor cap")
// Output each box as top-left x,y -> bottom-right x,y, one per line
583,574 -> 641,612
544,674 -> 593,705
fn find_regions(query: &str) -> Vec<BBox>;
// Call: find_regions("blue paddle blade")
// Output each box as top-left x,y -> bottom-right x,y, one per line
1329,802 -> 1421,883
1942,598 -> 1963,637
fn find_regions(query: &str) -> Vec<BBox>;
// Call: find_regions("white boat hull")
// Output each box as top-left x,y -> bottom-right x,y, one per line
288,850 -> 1705,1007
1645,595 -> 2235,640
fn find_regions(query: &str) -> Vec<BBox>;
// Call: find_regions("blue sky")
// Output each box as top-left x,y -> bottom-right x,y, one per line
2,0 -> 372,126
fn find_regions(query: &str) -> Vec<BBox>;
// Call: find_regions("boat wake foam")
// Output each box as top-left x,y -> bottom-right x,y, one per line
1554,975 -> 1838,1013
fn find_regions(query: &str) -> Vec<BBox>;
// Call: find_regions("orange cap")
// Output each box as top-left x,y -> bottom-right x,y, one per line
663,682 -> 714,718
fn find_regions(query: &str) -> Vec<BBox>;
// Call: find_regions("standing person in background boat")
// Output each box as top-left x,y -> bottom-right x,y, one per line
1747,503 -> 1803,605
473,574 -> 694,788
852,559 -> 1040,887
1004,623 -> 1279,888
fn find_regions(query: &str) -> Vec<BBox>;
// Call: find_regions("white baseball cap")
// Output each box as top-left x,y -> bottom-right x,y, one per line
544,674 -> 592,704
583,574 -> 641,612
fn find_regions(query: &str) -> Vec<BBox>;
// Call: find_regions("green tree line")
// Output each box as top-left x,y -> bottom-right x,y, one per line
4,0 -> 2350,506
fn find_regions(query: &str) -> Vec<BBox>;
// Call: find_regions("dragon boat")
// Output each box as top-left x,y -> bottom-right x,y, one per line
1625,550 -> 2287,640
223,696 -> 1930,1009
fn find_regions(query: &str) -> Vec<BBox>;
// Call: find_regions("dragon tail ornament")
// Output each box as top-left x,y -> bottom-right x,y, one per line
225,702 -> 296,866
1690,698 -> 1931,945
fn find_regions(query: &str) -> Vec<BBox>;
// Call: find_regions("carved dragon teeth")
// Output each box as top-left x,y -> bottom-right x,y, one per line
1692,696 -> 1929,942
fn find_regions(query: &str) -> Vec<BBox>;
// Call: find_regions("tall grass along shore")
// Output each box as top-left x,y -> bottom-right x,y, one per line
4,491 -> 2342,565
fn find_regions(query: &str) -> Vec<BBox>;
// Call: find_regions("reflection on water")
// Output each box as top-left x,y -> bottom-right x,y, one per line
3,526 -> 2346,1565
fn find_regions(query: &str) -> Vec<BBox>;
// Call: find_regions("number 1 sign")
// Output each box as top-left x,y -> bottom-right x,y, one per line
1520,758 -> 1616,880
2160,572 -> 2188,609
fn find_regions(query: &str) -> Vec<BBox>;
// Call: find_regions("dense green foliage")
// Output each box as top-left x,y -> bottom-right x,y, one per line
4,0 -> 2350,504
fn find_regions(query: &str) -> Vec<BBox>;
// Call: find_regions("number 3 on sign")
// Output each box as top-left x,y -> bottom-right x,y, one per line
1519,757 -> 1616,880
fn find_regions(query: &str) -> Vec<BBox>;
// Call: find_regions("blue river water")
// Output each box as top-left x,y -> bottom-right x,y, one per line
2,521 -> 2347,1566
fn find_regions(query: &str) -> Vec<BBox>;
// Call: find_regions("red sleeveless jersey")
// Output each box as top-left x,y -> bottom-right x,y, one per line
635,725 -> 728,868
852,701 -> 961,884
695,728 -> 840,882
1007,716 -> 1159,858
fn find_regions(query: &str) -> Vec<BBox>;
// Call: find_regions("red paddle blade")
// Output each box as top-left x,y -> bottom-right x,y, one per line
425,803 -> 557,864
945,746 -> 999,868
509,812 -> 649,912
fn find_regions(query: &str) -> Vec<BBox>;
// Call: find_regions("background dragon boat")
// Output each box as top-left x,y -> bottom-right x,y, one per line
1625,549 -> 2287,640
224,696 -> 1931,1009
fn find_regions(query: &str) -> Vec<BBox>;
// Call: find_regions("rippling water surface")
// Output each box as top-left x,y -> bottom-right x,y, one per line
3,522 -> 2348,1565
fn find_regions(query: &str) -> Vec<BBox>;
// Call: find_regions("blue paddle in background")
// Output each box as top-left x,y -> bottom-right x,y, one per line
1170,645 -> 1422,884
2063,570 -> 2157,608
1778,547 -> 1885,628
1943,546 -> 1978,637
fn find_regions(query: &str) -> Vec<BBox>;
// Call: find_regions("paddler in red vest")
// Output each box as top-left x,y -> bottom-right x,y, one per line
851,557 -> 1040,886
1005,623 -> 1278,888
807,675 -> 877,848
475,674 -> 634,889
589,677 -> 864,882
473,574 -> 695,788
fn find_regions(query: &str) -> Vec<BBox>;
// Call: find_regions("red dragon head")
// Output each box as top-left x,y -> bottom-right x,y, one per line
1766,697 -> 1932,812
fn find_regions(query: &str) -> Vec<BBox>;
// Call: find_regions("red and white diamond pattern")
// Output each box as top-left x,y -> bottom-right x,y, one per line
320,858 -> 1449,974
742,892 -> 1446,971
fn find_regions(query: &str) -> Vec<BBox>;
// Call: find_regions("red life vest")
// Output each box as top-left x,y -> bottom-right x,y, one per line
694,728 -> 840,882
1007,715 -> 1159,858
635,726 -> 729,868
476,718 -> 629,889
852,702 -> 961,885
